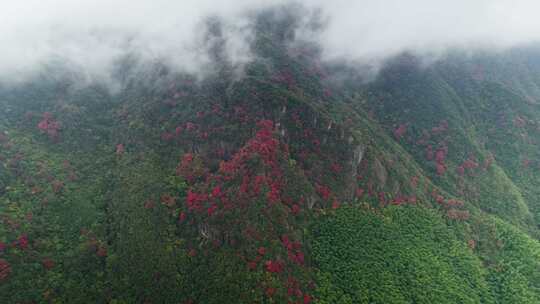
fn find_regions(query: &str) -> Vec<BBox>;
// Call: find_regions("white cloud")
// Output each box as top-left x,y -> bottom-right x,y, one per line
1,0 -> 540,83
315,0 -> 540,61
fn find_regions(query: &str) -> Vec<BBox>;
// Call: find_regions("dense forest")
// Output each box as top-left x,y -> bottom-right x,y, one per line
1,8 -> 539,304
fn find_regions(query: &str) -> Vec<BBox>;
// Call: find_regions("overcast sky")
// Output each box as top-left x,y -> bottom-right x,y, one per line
2,0 -> 540,82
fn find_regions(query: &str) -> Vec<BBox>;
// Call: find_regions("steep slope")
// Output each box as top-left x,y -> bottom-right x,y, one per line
1,18 -> 540,303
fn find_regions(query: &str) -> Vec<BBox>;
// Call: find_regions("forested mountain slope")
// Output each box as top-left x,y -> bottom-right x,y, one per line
0,14 -> 539,304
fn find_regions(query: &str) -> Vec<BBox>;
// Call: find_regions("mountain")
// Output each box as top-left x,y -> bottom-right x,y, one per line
0,15 -> 539,304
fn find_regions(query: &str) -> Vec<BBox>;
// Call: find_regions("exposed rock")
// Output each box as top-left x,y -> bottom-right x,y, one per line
373,157 -> 388,188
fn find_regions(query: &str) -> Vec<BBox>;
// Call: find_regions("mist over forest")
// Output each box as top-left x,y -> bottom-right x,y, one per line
0,2 -> 539,303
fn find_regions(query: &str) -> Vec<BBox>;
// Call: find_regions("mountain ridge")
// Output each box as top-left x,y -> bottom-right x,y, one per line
0,25 -> 539,303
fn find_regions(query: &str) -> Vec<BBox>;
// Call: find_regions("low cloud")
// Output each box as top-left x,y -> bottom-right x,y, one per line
1,0 -> 540,84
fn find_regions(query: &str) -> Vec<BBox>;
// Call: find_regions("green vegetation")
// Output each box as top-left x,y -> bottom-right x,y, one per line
0,13 -> 540,303
312,206 -> 494,304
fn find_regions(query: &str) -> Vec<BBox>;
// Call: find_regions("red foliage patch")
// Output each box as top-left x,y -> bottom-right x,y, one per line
316,184 -> 331,201
211,186 -> 222,198
16,234 -> 29,250
355,188 -> 364,198
42,258 -> 55,270
176,153 -> 206,183
116,144 -> 125,155
144,200 -> 155,209
96,246 -> 107,257
207,204 -> 218,216
172,119 -> 314,300
435,149 -> 446,164
175,126 -> 183,137
265,260 -> 285,273
178,212 -> 187,222
267,182 -> 281,203
265,287 -> 277,298
37,112 -> 61,140
161,132 -> 174,142
444,199 -> 465,208
160,194 -> 176,207
513,115 -> 526,128
52,180 -> 64,193
272,70 -> 296,89
446,209 -> 470,220
247,120 -> 280,165
186,191 -> 207,211
393,124 -> 407,140
390,195 -> 407,205
431,120 -> 449,135
185,122 -> 197,132
0,259 -> 11,282
410,176 -> 419,188
247,261 -> 257,270
331,162 -> 342,174
378,192 -> 387,206
436,163 -> 446,176
426,145 -> 434,161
